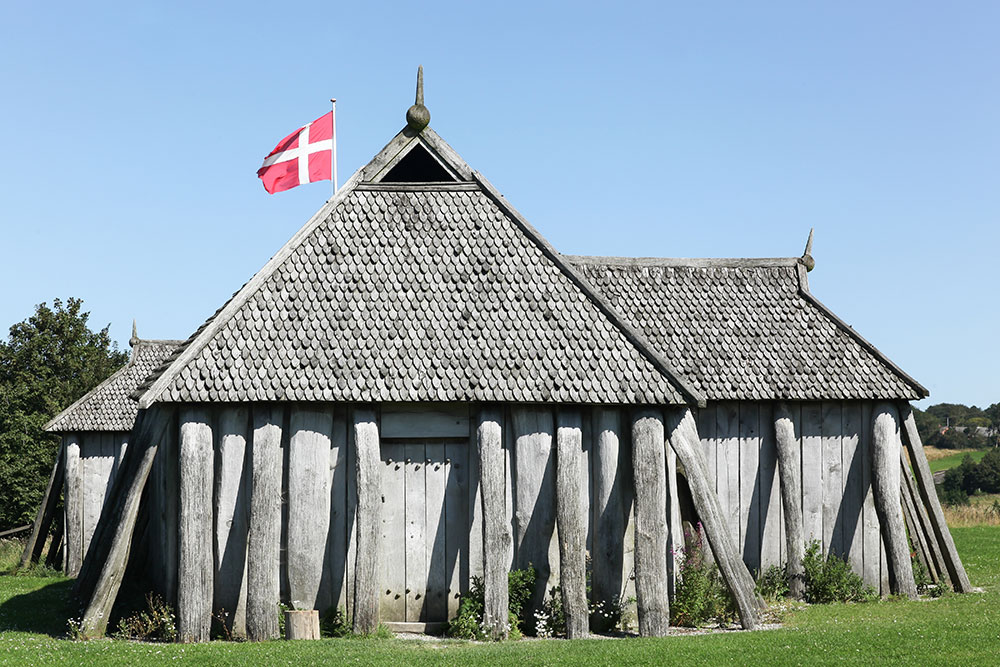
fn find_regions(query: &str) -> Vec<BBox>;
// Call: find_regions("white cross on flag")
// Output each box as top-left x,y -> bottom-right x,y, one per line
257,112 -> 333,193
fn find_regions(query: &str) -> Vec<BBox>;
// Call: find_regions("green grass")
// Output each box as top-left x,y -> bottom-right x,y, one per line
928,449 -> 988,472
0,527 -> 997,665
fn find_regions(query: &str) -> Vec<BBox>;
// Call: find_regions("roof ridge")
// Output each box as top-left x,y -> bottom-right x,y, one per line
566,255 -> 804,269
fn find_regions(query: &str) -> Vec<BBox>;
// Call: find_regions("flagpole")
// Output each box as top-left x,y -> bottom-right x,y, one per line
330,98 -> 338,195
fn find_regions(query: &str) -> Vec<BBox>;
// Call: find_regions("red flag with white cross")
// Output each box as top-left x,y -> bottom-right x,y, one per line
257,111 -> 334,194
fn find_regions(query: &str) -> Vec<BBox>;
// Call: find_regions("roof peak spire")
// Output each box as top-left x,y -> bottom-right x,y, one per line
129,319 -> 139,347
406,65 -> 430,131
801,228 -> 815,272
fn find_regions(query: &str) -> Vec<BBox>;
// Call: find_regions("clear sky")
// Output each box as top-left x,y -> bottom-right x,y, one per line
1,2 -> 996,408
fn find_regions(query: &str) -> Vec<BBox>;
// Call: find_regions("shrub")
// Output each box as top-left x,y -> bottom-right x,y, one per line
670,525 -> 736,627
112,593 -> 177,642
801,540 -> 877,604
756,565 -> 790,602
534,555 -> 632,637
320,606 -> 351,638
447,567 -> 535,640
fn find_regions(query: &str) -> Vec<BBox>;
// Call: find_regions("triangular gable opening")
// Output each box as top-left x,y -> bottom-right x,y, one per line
379,142 -> 459,183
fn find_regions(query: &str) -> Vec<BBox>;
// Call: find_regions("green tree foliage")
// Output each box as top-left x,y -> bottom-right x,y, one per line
940,451 -> 1000,504
0,298 -> 128,528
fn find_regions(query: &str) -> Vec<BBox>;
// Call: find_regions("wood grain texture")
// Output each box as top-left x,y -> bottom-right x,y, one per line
380,442 -> 406,622
247,405 -> 283,641
759,403 -> 782,571
860,401 -> 881,589
21,442 -> 64,568
404,442 -> 427,622
424,443 -> 448,622
667,407 -> 761,630
841,403 -> 865,576
352,408 -> 381,634
900,448 -> 944,584
556,410 -> 588,639
214,406 -> 250,638
774,402 -> 805,599
287,407 -> 332,611
870,403 -> 917,599
477,407 -> 510,640
591,407 -> 626,626
64,435 -> 83,577
800,403 -> 823,545
284,610 -> 321,640
178,408 -> 214,642
326,410 -> 350,613
444,439 -> 468,620
739,403 -> 760,574
631,409 -> 669,637
716,402 -> 740,549
898,405 -> 971,592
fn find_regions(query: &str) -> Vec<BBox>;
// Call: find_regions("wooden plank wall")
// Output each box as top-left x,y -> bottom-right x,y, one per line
696,401 -> 886,594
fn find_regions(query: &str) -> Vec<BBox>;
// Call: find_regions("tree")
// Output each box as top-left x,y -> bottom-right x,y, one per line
0,298 -> 128,529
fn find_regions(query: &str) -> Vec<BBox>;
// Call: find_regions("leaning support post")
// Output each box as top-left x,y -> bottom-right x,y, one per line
556,409 -> 588,639
246,405 -> 283,641
477,406 -> 510,640
177,408 -> 215,642
899,472 -> 932,580
898,403 -> 972,592
78,407 -> 172,638
20,441 -> 66,568
900,448 -> 946,585
630,409 -> 670,637
870,403 -> 917,599
352,407 -> 381,635
665,406 -> 762,630
773,402 -> 806,600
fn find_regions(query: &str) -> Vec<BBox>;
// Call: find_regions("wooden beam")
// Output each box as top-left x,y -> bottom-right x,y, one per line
477,406 -> 509,640
178,408 -> 214,642
247,405 -> 283,641
774,402 -> 805,600
631,409 -> 669,637
591,407 -> 628,632
898,404 -> 972,592
870,403 -> 917,599
665,406 -> 761,630
288,407 -> 333,611
64,434 -> 83,578
556,409 -> 588,639
352,407 -> 381,634
78,407 -> 172,638
898,468 -> 933,582
214,406 -> 250,639
45,515 -> 64,570
900,448 -> 946,585
20,441 -> 65,568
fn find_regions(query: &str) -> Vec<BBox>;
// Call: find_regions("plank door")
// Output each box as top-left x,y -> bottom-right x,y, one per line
380,440 -> 465,623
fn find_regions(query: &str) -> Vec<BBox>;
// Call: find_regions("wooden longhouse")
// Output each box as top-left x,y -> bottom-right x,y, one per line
66,73 -> 971,642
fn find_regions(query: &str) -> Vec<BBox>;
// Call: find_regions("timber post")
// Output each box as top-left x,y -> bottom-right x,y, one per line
870,403 -> 917,599
64,434 -> 83,578
352,406 -> 381,634
20,441 -> 65,569
630,408 -> 669,637
177,407 -> 214,642
246,405 -> 283,641
591,407 -> 628,632
773,401 -> 806,600
556,408 -> 588,639
476,406 -> 510,640
898,403 -> 972,592
900,448 -> 946,585
664,406 -> 762,630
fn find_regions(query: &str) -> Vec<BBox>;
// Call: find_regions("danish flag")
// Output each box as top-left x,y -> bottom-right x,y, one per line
257,111 -> 334,194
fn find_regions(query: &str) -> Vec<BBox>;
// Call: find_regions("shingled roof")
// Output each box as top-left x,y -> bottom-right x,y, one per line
569,256 -> 927,401
135,126 -> 702,408
45,339 -> 181,433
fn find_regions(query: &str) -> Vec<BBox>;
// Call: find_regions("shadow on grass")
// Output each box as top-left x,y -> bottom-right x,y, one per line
0,578 -> 74,638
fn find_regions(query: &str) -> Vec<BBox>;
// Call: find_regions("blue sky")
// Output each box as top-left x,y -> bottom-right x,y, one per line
1,2 -> 996,407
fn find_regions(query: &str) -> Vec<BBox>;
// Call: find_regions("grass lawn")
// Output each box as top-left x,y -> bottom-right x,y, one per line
927,449 -> 988,473
0,527 -> 997,666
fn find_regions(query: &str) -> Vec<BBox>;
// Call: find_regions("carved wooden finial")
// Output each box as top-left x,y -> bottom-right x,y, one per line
406,65 -> 430,131
801,228 -> 816,272
129,319 -> 139,347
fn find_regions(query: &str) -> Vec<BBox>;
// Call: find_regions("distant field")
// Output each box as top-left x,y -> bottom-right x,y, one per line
924,447 -> 988,472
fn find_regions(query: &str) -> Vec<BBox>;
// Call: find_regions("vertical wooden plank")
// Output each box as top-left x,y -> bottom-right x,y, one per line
287,407 -> 333,611
64,434 -> 83,577
82,435 -> 113,556
345,411 -> 357,618
666,439 -> 682,598
352,408 -> 380,634
247,405 -> 283,641
591,407 -> 625,627
116,434 -> 129,482
326,409 -> 349,613
444,439 -> 468,620
842,402 -> 865,577
716,402 -> 740,549
477,407 -> 510,640
821,401 -> 844,557
214,406 -> 250,638
556,409 -> 587,639
631,409 -> 669,637
425,443 -> 448,622
861,401 -> 880,589
503,413 -> 515,572
468,422 -> 484,584
404,442 -> 427,622
512,406 -> 556,617
800,403 -> 823,546
380,442 -> 406,622
759,403 -> 781,570
871,404 -> 917,599
698,405 -> 717,493
739,402 -> 761,575
161,416 -> 179,605
178,407 -> 214,643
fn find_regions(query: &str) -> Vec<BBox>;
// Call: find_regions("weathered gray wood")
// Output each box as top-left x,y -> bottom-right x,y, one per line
21,441 -> 65,568
774,402 -> 805,600
327,410 -> 350,612
631,409 -> 669,637
380,403 -> 470,438
512,406 -> 556,618
899,405 -> 972,593
64,434 -> 83,577
822,402 -> 844,557
214,406 -> 250,638
45,513 -> 64,570
160,418 -> 179,605
468,420 -> 484,584
800,403 -> 823,545
380,442 -> 406,621
842,403 -> 865,577
666,407 -> 761,630
82,434 -> 115,557
288,407 -> 332,611
352,408 -> 381,634
345,416 -> 358,619
666,437 -> 683,598
870,403 -> 917,599
759,403 -> 782,570
860,401 -> 881,589
178,408 -> 214,642
739,403 -> 760,574
556,410 -> 588,639
477,407 -> 510,640
284,609 -> 321,640
425,443 -> 447,622
716,402 -> 740,550
78,408 -> 172,638
247,405 -> 283,641
899,469 -> 932,581
404,441 -> 427,622
444,439 -> 468,620
900,447 -> 945,584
